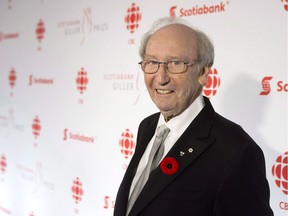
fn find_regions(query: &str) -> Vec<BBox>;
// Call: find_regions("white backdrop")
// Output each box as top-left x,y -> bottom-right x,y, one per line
0,0 -> 287,215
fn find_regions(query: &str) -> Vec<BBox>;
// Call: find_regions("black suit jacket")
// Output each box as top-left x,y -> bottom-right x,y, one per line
114,97 -> 274,216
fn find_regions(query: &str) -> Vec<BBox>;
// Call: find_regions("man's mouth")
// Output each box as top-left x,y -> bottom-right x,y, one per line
156,89 -> 173,94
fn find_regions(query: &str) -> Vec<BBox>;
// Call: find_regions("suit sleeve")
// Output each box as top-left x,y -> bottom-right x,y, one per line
213,142 -> 274,216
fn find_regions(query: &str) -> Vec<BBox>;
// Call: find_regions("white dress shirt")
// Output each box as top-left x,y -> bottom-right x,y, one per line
129,95 -> 205,198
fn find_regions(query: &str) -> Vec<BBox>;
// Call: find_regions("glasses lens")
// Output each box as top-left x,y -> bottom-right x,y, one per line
167,61 -> 185,73
142,61 -> 158,73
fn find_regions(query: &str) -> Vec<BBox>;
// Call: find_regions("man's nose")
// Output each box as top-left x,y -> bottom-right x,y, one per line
155,63 -> 170,85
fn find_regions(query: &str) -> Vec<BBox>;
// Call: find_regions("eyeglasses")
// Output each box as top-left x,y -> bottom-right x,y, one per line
138,59 -> 197,74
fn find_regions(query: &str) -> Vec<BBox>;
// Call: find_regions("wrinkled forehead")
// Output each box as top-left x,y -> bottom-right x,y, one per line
146,24 -> 198,59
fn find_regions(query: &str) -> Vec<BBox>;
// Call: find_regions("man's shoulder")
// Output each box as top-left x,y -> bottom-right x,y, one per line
140,112 -> 160,126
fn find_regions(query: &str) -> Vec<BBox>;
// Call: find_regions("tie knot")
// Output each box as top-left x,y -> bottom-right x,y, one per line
156,124 -> 170,140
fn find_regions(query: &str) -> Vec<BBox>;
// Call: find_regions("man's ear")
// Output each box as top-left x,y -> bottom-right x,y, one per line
198,67 -> 210,86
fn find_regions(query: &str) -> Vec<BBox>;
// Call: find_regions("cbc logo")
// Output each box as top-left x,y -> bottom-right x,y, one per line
272,151 -> 288,210
125,3 -> 141,34
119,129 -> 135,159
203,68 -> 221,98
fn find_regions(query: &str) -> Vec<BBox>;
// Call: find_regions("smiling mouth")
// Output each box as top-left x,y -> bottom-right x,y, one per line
156,89 -> 173,94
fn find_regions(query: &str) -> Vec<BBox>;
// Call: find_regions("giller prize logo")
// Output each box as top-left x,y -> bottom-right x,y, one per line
76,67 -> 89,104
8,67 -> 16,96
169,1 -> 229,17
72,177 -> 84,214
16,162 -> 55,193
0,108 -> 25,138
203,68 -> 221,98
35,19 -> 46,51
260,76 -> 288,95
103,73 -> 135,91
272,151 -> 288,210
57,8 -> 108,46
125,3 -> 141,45
119,129 -> 136,169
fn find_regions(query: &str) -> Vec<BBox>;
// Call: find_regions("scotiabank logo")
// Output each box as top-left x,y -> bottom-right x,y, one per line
169,1 -> 228,17
260,76 -> 273,95
282,0 -> 288,11
76,68 -> 89,94
103,195 -> 115,209
119,129 -> 135,159
260,76 -> 288,95
63,128 -> 96,144
72,177 -> 84,204
272,151 -> 288,195
0,31 -> 19,42
0,154 -> 7,174
29,74 -> 54,86
125,3 -> 141,34
203,68 -> 221,98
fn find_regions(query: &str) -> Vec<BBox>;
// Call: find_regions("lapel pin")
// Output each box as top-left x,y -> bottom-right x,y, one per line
180,151 -> 185,156
188,148 -> 193,153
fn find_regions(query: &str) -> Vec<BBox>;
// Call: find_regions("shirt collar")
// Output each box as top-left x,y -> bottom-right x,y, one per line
158,95 -> 205,136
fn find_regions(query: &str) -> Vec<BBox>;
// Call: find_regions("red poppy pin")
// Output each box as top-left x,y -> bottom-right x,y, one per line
160,157 -> 179,175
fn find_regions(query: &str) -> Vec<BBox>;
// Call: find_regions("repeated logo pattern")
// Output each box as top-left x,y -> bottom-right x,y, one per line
272,151 -> 288,195
71,177 -> 84,204
125,3 -> 141,33
32,116 -> 41,138
8,67 -> 16,90
119,129 -> 135,159
76,68 -> 89,94
35,19 -> 45,43
260,76 -> 273,95
0,154 -> 7,174
282,0 -> 288,11
203,68 -> 221,98
0,1 -> 286,215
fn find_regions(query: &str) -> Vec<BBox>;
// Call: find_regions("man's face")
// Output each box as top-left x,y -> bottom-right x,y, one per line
144,24 -> 206,119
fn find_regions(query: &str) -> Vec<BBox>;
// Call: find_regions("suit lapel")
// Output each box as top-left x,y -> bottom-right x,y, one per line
114,114 -> 159,216
128,97 -> 216,216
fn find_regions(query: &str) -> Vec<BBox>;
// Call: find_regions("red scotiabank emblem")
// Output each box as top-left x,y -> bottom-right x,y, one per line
0,154 -> 7,174
272,151 -> 288,195
260,76 -> 273,96
71,177 -> 84,204
119,129 -> 135,159
32,116 -> 41,138
203,68 -> 221,98
9,68 -> 16,89
76,68 -> 89,94
125,3 -> 141,33
36,19 -> 45,42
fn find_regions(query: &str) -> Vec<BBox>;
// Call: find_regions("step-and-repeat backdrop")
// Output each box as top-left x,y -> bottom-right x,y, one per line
0,0 -> 287,215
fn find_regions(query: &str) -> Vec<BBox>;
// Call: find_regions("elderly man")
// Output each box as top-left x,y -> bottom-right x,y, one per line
114,17 -> 274,216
